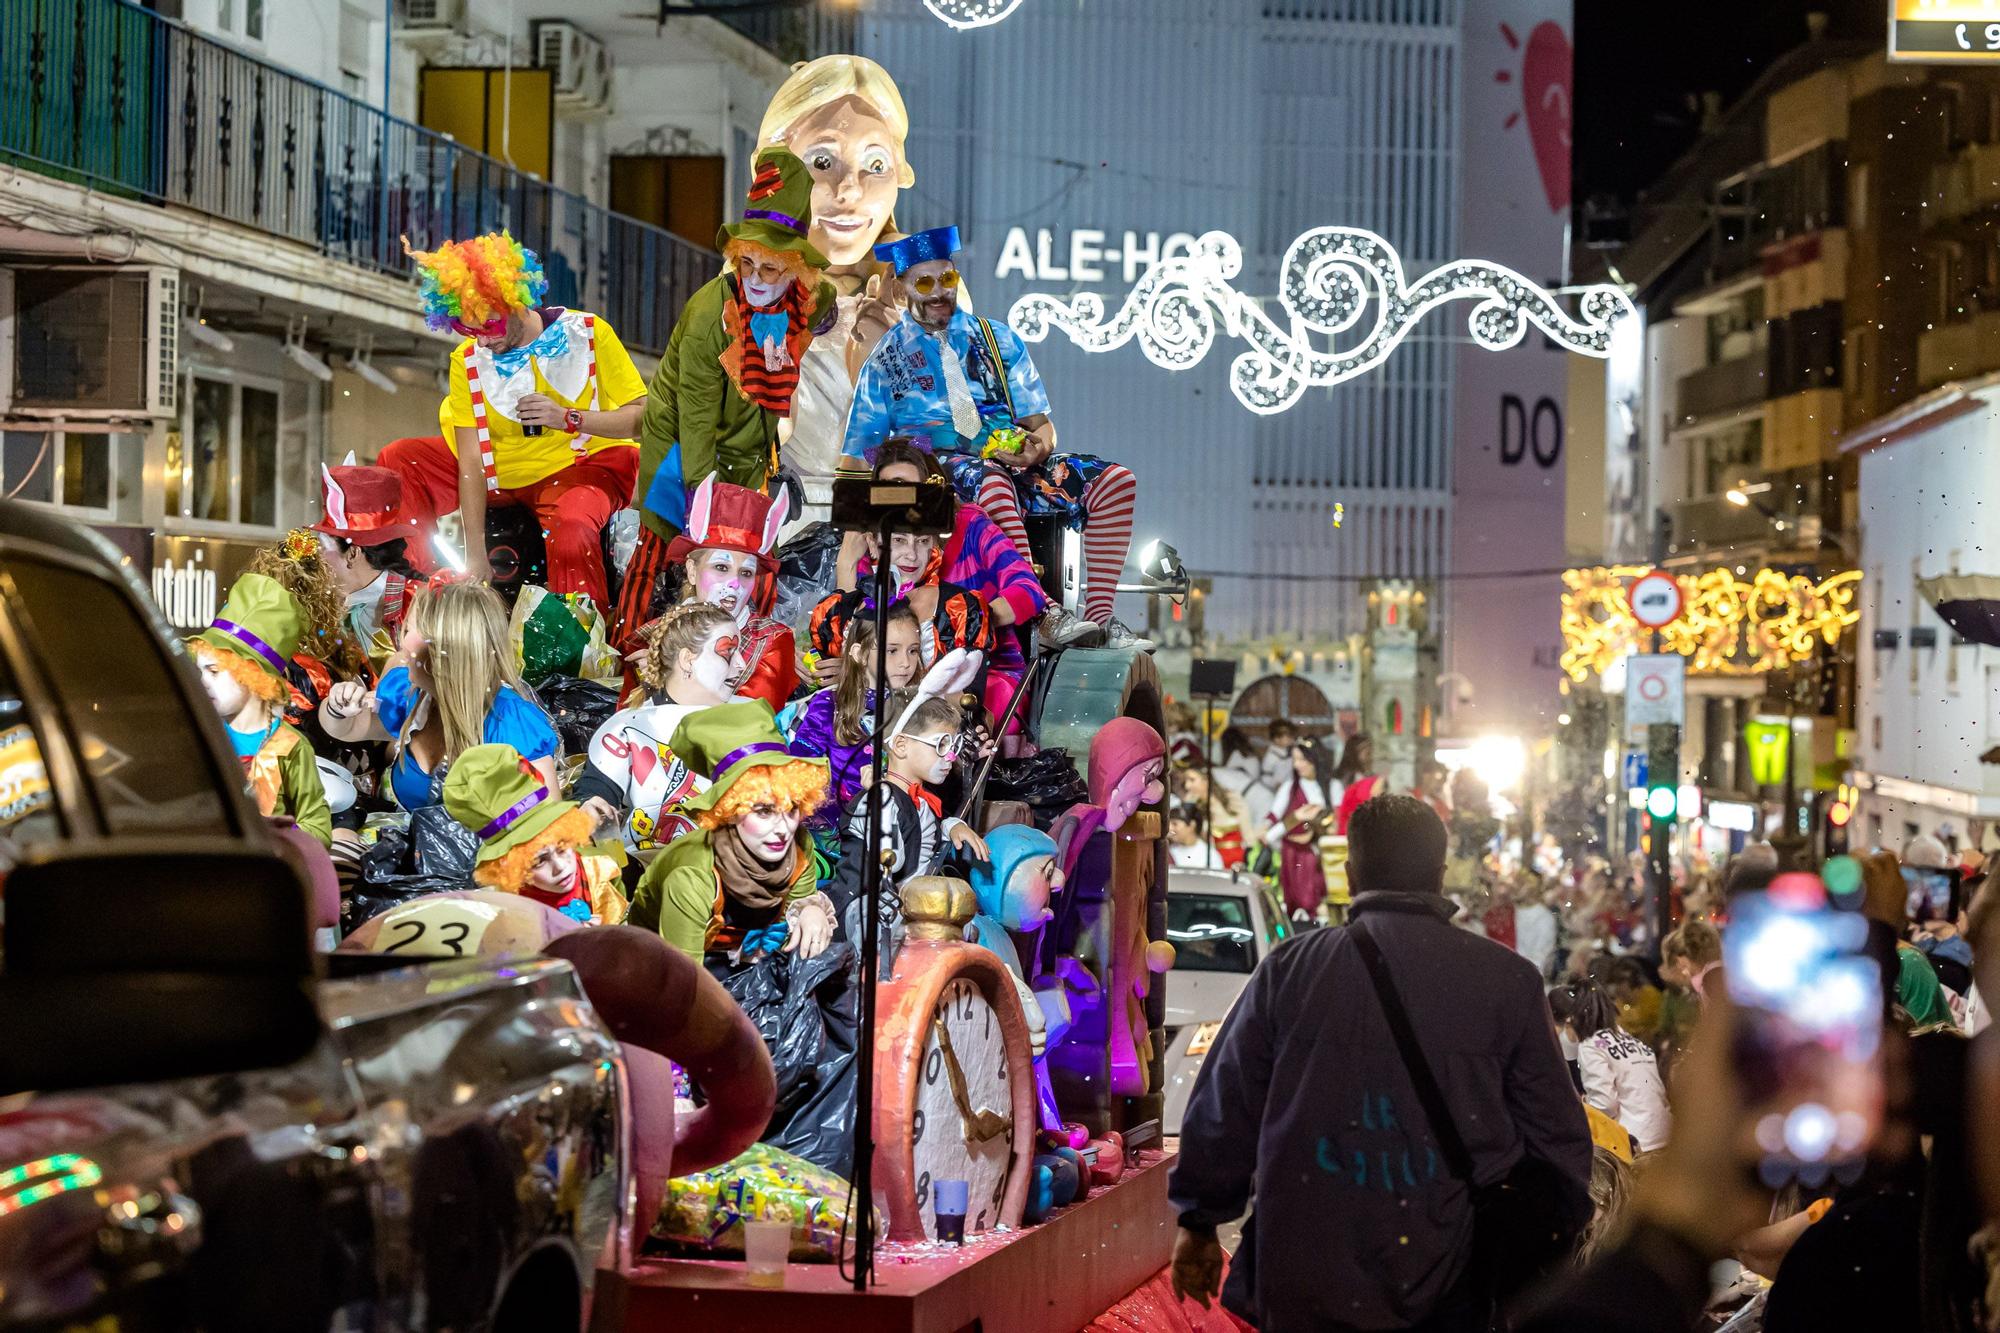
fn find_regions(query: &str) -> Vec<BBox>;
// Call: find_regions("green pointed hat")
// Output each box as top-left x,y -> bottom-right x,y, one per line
443,742 -> 578,864
718,147 -> 829,270
670,700 -> 826,813
192,571 -> 306,681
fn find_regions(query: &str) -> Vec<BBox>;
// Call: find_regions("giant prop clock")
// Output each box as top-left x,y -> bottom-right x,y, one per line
874,876 -> 1038,1242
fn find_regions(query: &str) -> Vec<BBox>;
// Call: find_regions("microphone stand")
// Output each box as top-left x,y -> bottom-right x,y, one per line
850,516 -> 894,1293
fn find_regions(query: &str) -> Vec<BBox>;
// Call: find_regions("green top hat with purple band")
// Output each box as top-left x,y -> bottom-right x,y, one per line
670,700 -> 826,814
717,146 -> 829,270
443,742 -> 578,865
192,571 -> 306,681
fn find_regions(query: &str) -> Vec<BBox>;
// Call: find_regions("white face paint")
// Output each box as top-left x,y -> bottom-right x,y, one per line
876,532 -> 936,599
690,550 -> 760,618
743,275 -> 794,308
738,802 -> 802,865
686,624 -> 749,702
897,729 -> 959,785
198,655 -> 252,722
528,844 -> 579,897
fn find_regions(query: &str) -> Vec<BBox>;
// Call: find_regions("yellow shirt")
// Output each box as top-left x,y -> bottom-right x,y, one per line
439,310 -> 647,489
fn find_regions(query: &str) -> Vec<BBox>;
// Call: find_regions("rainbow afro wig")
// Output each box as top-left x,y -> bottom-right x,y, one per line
402,231 -> 548,334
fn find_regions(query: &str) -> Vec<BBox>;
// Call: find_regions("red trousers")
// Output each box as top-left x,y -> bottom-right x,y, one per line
379,436 -> 638,611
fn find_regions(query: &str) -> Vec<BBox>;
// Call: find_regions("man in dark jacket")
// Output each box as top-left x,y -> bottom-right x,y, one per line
1169,794 -> 1592,1332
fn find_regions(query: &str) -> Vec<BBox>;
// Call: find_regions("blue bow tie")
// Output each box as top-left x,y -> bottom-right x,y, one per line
490,317 -> 569,379
738,921 -> 791,958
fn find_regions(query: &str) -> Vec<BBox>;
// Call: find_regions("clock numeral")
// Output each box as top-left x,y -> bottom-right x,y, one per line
976,1208 -> 988,1229
998,1054 -> 1008,1082
984,1004 -> 992,1039
924,1045 -> 943,1087
912,1108 -> 926,1145
992,1174 -> 1006,1207
916,1171 -> 931,1212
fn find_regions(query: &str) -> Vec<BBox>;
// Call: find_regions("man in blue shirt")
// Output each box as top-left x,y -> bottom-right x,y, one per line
839,225 -> 1144,649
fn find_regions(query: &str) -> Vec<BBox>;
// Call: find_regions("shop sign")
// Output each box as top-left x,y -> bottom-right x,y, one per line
149,534 -> 264,631
993,228 -> 1201,286
1890,0 -> 2000,61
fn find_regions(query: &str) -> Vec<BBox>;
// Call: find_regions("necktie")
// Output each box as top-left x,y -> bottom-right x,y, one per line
938,335 -> 982,442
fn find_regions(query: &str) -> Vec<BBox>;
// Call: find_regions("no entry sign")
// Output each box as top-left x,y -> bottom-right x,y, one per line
1625,653 -> 1686,741
1629,571 -> 1683,628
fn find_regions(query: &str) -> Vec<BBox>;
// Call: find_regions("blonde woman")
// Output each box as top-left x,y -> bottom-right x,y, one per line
758,55 -> 918,514
321,580 -> 557,810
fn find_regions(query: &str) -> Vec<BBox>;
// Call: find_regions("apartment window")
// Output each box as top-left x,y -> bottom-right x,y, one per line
1698,421 -> 1763,496
245,0 -> 263,39
1,428 -> 142,519
166,372 -> 298,532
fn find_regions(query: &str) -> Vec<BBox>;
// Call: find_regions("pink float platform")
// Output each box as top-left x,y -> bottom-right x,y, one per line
595,1151 -> 1179,1333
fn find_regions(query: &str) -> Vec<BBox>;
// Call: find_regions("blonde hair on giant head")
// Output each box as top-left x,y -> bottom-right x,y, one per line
759,55 -> 917,189
400,579 -> 540,765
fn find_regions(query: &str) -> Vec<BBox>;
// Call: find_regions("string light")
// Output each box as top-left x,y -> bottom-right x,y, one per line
924,0 -> 1025,28
1008,227 -> 1635,415
1560,564 -> 1863,681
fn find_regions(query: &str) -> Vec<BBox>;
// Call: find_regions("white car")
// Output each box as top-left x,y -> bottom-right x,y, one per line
1162,868 -> 1288,1135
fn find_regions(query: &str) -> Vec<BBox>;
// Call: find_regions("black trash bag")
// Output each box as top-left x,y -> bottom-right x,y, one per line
983,748 -> 1088,825
538,675 -> 620,756
710,940 -> 860,1179
773,521 -> 843,636
342,825 -> 469,936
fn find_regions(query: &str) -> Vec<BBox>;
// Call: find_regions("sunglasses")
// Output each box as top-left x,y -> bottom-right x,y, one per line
907,270 -> 961,296
450,315 -> 509,339
907,732 -> 964,761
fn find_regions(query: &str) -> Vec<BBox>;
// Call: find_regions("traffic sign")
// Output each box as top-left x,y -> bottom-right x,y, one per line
1622,751 -> 1648,790
1626,653 -> 1686,742
1890,0 -> 2000,62
1629,571 -> 1683,628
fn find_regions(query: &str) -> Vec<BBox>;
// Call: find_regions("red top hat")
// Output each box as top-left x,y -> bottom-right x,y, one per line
664,475 -> 791,568
313,462 -> 423,547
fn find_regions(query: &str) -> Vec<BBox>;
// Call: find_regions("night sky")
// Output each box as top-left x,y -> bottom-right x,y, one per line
1573,0 -> 1887,208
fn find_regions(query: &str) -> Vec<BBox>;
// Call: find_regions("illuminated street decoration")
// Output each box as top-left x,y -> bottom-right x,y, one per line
924,0 -> 1025,28
1008,228 -> 1635,415
1560,565 -> 1863,681
0,1153 -> 104,1217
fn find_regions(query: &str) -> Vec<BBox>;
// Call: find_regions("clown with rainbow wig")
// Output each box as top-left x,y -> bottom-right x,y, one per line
382,231 -> 647,611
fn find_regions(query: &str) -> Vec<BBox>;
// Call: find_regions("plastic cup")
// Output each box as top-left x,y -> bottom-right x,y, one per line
743,1220 -> 791,1288
933,1178 -> 970,1244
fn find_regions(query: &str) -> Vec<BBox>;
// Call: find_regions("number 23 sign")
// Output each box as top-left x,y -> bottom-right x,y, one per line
370,898 -> 499,958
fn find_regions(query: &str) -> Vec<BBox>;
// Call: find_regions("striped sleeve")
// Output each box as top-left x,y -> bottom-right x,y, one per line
951,507 -> 1048,623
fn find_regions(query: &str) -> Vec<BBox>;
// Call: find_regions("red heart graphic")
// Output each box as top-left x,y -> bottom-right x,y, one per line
631,744 -> 658,787
1521,21 -> 1572,214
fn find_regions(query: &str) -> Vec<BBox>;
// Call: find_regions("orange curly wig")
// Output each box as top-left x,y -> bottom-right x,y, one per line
695,760 -> 829,831
474,806 -> 596,894
190,640 -> 289,707
722,237 -> 819,291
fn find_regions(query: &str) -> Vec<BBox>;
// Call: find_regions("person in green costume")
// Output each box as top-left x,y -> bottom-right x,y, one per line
188,572 -> 333,847
627,701 -> 835,963
614,145 -> 839,659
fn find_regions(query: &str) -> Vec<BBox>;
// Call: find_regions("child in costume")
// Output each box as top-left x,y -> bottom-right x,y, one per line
444,742 -> 628,925
574,602 -> 747,854
626,702 -> 837,964
189,572 -> 333,847
657,475 -> 799,709
617,147 -> 840,657
312,459 -> 427,672
807,525 -> 1000,715
386,231 -> 648,609
828,655 -> 990,969
785,602 -> 922,812
838,225 -> 1144,647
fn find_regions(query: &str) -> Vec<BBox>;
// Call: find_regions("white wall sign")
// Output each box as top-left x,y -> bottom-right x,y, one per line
994,228 -> 1201,286
1708,800 -> 1758,833
1009,227 -> 1635,416
1625,652 -> 1686,741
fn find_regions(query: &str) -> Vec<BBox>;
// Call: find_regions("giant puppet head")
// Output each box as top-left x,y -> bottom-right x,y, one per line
969,825 -> 1064,934
1087,717 -> 1169,833
760,55 -> 915,272
666,476 -> 790,624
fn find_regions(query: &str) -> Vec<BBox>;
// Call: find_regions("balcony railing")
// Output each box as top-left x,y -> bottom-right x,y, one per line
0,0 -> 713,354
706,5 -> 857,64
1925,141 -> 2000,229
1676,353 -> 1768,424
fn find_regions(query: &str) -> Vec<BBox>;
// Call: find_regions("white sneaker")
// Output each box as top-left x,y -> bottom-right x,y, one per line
1097,618 -> 1156,652
1037,604 -> 1103,648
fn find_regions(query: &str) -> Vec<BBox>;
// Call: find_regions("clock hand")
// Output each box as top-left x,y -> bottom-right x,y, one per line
931,1013 -> 1012,1145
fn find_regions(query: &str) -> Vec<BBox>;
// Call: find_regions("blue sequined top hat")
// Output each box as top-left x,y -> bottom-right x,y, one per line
874,225 -> 962,276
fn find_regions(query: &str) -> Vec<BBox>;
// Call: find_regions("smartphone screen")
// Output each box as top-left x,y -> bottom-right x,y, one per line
1724,877 -> 1885,1181
1901,865 -> 1961,925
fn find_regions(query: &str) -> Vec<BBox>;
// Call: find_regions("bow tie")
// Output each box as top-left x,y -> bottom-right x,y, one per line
490,317 -> 569,379
737,921 -> 792,959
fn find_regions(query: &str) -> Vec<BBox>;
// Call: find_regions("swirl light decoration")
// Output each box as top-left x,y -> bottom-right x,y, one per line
1559,565 -> 1863,682
924,0 -> 1026,28
1008,228 -> 1635,415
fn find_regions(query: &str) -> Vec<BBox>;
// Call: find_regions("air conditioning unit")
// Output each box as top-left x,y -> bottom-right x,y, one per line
4,266 -> 178,420
534,20 -> 611,113
399,0 -> 464,31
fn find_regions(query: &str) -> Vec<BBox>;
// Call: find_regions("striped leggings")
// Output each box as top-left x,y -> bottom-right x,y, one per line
973,461 -> 1137,623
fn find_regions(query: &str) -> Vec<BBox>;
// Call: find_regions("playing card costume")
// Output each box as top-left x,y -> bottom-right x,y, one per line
838,226 -> 1139,626
386,231 -> 647,611
617,148 -> 839,656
